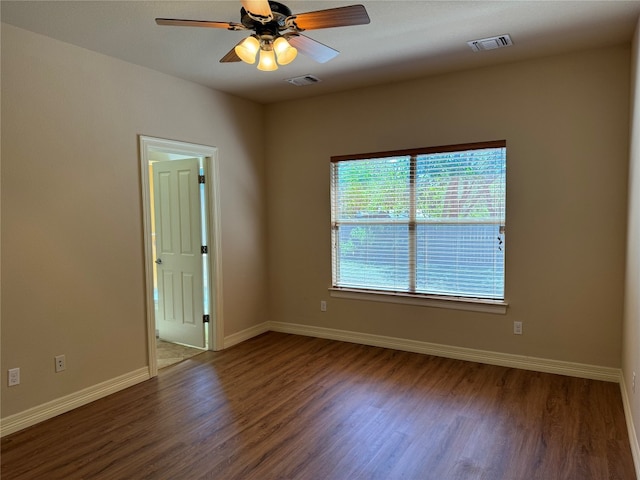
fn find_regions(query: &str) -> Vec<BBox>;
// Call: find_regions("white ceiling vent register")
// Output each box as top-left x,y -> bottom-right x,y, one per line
286,74 -> 322,86
467,34 -> 513,52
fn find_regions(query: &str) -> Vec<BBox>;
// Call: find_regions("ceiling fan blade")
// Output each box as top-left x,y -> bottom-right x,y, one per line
241,0 -> 273,22
220,45 -> 242,63
286,34 -> 339,64
155,18 -> 244,30
292,5 -> 370,30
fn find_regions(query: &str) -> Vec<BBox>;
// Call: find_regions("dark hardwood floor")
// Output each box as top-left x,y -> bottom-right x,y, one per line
1,332 -> 636,479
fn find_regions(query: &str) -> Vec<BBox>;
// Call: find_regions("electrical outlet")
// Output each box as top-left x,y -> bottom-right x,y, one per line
55,355 -> 66,373
320,300 -> 327,312
513,321 -> 523,335
8,368 -> 20,386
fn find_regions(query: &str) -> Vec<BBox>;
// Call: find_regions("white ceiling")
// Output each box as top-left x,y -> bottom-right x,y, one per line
3,1 -> 640,104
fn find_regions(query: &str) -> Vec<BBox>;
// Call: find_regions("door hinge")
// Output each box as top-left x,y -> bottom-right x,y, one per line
198,175 -> 206,184
203,314 -> 210,323
201,245 -> 208,254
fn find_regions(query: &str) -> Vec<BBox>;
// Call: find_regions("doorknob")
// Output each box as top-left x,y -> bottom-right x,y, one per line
155,258 -> 163,265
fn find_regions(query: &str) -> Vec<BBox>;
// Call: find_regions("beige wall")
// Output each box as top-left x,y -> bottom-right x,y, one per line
1,19 -> 635,437
1,24 -> 268,418
265,45 -> 630,368
623,15 -> 640,465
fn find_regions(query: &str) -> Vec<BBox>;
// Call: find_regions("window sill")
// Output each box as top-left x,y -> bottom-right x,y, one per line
329,288 -> 508,314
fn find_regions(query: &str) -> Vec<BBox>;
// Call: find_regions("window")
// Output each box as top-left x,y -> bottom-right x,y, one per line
330,141 -> 506,303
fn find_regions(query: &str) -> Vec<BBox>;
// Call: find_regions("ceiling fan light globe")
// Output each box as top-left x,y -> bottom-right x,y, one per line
235,36 -> 260,64
257,48 -> 278,71
273,37 -> 297,65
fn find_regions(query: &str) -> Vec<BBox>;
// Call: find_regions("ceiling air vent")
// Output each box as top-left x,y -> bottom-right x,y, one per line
286,74 -> 322,87
467,34 -> 513,52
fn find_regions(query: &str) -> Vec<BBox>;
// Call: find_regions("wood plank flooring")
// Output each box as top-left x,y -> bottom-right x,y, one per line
1,332 -> 636,479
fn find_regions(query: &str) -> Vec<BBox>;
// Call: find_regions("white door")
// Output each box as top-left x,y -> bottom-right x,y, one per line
152,158 -> 205,348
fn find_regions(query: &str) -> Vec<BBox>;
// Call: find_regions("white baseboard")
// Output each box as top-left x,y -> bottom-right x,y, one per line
0,367 -> 150,438
269,321 -> 622,383
223,321 -> 270,349
620,375 -> 640,477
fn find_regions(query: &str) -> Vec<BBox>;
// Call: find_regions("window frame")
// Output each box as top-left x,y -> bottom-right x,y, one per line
330,140 -> 508,314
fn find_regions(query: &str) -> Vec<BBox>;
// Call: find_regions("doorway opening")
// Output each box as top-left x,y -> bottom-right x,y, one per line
139,136 -> 223,376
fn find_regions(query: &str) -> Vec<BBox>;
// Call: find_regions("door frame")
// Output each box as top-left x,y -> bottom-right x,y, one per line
139,135 -> 224,377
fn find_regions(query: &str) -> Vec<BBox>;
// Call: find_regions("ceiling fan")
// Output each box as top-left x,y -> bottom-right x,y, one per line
156,0 -> 370,71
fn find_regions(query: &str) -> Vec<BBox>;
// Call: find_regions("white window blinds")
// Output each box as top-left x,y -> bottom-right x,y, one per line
331,141 -> 506,300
